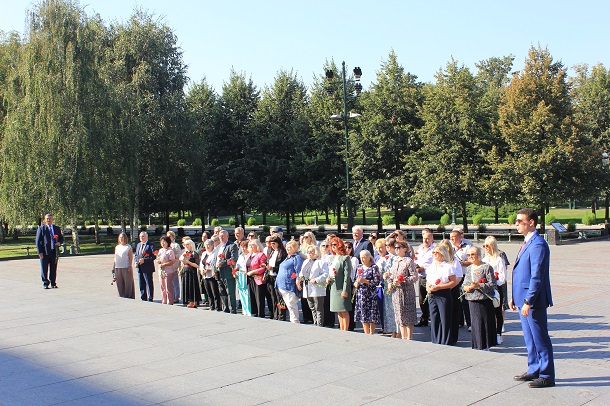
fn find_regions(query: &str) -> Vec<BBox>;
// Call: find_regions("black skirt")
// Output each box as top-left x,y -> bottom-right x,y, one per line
468,299 -> 497,350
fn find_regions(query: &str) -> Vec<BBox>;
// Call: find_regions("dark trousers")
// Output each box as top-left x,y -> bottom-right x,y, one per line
248,276 -> 259,316
139,271 -> 154,301
418,277 -> 430,320
203,277 -> 221,311
430,289 -> 452,345
348,293 -> 356,331
266,277 -> 286,320
302,297 -> 314,323
495,286 -> 505,334
461,292 -> 471,327
449,283 -> 462,345
40,253 -> 57,287
253,283 -> 269,318
323,284 -> 335,328
376,287 -> 384,331
217,270 -> 237,313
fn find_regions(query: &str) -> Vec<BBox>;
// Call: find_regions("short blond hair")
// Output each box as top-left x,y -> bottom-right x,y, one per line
286,240 -> 299,252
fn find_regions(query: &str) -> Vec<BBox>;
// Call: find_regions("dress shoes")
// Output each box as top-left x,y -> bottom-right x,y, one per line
513,372 -> 538,382
44,285 -> 50,289
528,378 -> 555,388
414,319 -> 428,327
52,284 -> 58,288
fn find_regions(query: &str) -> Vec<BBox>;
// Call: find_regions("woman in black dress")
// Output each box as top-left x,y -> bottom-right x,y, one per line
180,239 -> 202,308
265,235 -> 287,320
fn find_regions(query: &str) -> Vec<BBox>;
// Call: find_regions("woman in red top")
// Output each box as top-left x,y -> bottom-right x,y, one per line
245,239 -> 269,318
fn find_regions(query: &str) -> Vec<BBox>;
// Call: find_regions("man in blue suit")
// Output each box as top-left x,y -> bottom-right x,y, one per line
36,213 -> 64,289
135,231 -> 156,301
510,208 -> 555,388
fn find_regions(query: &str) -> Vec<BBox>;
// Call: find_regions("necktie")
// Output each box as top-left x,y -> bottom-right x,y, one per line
517,241 -> 526,257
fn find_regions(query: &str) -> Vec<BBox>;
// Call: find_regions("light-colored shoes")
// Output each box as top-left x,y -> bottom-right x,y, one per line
497,335 -> 503,344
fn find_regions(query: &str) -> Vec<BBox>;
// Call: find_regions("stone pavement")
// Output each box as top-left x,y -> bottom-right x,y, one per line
0,240 -> 608,405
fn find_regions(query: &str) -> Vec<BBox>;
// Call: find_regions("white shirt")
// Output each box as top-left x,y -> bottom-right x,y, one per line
415,244 -> 435,277
114,244 -> 132,268
483,254 -> 507,286
426,261 -> 455,286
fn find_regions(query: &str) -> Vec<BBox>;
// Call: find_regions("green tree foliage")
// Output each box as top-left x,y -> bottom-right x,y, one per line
352,50 -> 423,229
414,59 -> 489,232
498,46 -> 600,230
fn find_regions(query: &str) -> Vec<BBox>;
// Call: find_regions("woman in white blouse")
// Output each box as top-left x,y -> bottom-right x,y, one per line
157,236 -> 177,305
113,232 -> 135,299
426,245 -> 457,345
297,245 -> 328,326
483,236 -> 507,344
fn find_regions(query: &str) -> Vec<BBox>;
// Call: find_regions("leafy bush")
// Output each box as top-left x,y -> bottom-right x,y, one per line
211,218 -> 220,226
97,219 -> 103,226
382,215 -> 394,226
192,218 -> 202,226
407,214 -> 419,226
304,216 -> 314,225
107,220 -> 114,226
545,214 -> 556,225
84,220 -> 92,226
177,219 -> 187,227
329,215 -> 337,225
228,217 -> 236,226
439,213 -> 451,226
567,222 -> 576,232
582,212 -> 597,225
507,213 -> 517,225
418,217 -> 423,225
415,207 -> 444,221
473,214 -> 484,226
247,217 -> 257,226
317,225 -> 326,233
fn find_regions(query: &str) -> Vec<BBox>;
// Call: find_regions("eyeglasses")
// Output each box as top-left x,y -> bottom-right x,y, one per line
321,244 -> 328,247
394,246 -> 403,249
432,251 -> 441,254
385,244 -> 392,247
370,236 -> 377,239
467,253 -> 477,257
515,219 -> 529,225
331,243 -> 338,246
248,234 -> 255,237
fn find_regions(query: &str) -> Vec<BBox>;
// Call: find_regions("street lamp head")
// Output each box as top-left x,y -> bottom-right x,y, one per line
602,152 -> 609,166
353,67 -> 362,80
325,70 -> 334,81
354,82 -> 363,95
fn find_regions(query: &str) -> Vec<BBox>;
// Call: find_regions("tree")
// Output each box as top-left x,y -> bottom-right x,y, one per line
0,0 -> 108,250
414,59 -> 488,232
249,70 -> 309,233
352,50 -> 423,230
498,46 -> 600,230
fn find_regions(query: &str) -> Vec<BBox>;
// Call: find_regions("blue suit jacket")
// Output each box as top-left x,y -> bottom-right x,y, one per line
36,224 -> 64,256
135,241 -> 156,273
512,231 -> 553,308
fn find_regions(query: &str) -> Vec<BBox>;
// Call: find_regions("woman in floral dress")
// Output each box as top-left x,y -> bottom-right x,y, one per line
388,240 -> 419,339
354,250 -> 381,334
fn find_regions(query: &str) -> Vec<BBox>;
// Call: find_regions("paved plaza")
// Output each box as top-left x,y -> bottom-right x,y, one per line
0,239 -> 608,405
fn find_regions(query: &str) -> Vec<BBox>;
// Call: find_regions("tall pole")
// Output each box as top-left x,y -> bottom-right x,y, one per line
342,61 -> 353,231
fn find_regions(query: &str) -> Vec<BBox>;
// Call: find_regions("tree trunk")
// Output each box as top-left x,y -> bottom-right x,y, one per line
94,215 -> 101,245
461,201 -> 469,233
592,199 -> 596,214
200,210 -> 205,234
336,203 -> 342,234
301,212 -> 305,225
262,211 -> 267,225
494,202 -> 499,224
241,210 -> 246,228
71,219 -> 81,254
121,217 -> 127,236
605,194 -> 609,224
0,218 -> 5,244
131,193 -> 139,244
376,205 -> 383,232
285,210 -> 291,238
362,209 -> 366,226
539,203 -> 546,234
394,204 -> 400,230
325,209 -> 330,225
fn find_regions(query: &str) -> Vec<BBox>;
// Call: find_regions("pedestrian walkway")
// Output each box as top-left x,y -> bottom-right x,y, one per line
0,240 -> 608,405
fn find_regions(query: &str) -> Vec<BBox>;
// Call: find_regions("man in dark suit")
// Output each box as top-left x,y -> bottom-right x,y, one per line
135,231 -> 156,301
215,230 -> 239,313
351,226 -> 374,259
36,213 -> 64,289
510,208 -> 555,388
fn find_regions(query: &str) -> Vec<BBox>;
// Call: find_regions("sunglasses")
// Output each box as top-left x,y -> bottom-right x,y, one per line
370,236 -> 377,239
321,244 -> 328,247
515,219 -> 529,225
394,246 -> 403,249
331,243 -> 338,246
248,234 -> 255,237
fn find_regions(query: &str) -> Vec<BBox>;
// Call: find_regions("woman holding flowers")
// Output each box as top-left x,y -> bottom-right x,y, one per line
235,240 -> 251,316
354,250 -> 381,334
245,239 -> 268,318
482,236 -> 507,343
266,235 -> 288,320
426,245 -> 457,345
276,240 -> 303,323
463,246 -> 497,350
382,237 -> 399,337
327,237 -> 353,331
157,236 -> 177,305
199,239 -> 221,311
297,245 -> 328,326
180,239 -> 202,308
113,232 -> 135,299
388,240 -> 419,340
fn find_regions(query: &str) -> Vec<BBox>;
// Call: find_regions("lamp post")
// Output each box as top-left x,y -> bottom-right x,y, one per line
602,152 -> 609,224
326,62 -> 363,233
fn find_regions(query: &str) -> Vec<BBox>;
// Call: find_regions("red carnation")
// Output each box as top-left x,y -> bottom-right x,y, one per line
227,259 -> 236,266
413,256 -> 418,261
479,277 -> 487,284
53,234 -> 58,239
184,252 -> 192,258
435,279 -> 441,285
200,248 -> 205,253
143,251 -> 150,257
494,272 -> 499,280
397,274 -> 405,283
153,250 -> 159,256
357,268 -> 363,275
385,255 -> 390,260
218,254 -> 225,259
291,273 -> 297,280
231,268 -> 238,277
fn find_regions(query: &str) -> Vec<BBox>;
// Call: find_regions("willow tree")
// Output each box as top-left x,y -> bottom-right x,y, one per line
0,0 -> 107,251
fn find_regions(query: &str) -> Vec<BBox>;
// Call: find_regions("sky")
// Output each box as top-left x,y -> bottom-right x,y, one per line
1,0 -> 609,93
